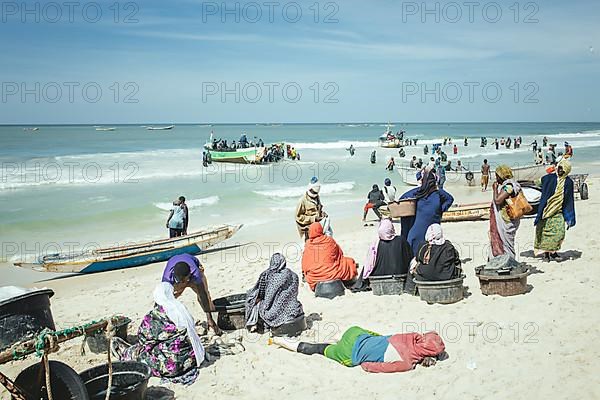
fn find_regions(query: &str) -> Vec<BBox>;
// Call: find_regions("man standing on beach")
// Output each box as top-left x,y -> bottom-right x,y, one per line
166,196 -> 189,237
162,253 -> 222,335
481,160 -> 491,192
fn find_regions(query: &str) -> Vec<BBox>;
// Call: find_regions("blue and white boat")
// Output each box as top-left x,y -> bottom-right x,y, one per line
15,224 -> 242,274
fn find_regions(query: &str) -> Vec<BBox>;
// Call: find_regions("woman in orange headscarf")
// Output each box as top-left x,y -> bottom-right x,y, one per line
301,222 -> 357,291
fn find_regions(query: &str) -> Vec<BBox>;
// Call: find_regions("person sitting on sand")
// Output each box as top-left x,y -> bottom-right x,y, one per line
271,326 -> 446,373
302,222 -> 357,291
410,224 -> 461,282
162,253 -> 221,335
352,219 -> 412,292
112,282 -> 205,384
295,177 -> 326,241
363,184 -> 385,222
245,253 -> 304,332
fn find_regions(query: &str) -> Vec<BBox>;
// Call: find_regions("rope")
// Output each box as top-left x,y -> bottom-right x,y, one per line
104,320 -> 115,400
0,370 -> 28,400
43,354 -> 53,400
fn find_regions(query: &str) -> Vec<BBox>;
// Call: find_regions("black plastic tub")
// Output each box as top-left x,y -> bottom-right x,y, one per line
314,280 -> 345,299
271,315 -> 307,337
369,275 -> 406,296
79,361 -> 150,400
0,289 -> 55,350
414,276 -> 466,305
213,294 -> 246,331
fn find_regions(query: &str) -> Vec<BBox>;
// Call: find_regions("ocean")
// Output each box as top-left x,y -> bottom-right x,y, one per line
1,122 -> 599,270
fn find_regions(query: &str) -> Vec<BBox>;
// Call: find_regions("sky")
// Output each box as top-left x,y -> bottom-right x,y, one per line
0,0 -> 598,124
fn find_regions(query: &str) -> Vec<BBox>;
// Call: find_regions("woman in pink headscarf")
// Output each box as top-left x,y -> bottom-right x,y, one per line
352,219 -> 412,292
410,223 -> 462,281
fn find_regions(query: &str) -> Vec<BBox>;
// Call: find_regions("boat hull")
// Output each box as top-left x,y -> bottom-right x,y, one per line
209,148 -> 265,164
15,225 -> 241,274
398,164 -> 547,187
442,203 -> 490,222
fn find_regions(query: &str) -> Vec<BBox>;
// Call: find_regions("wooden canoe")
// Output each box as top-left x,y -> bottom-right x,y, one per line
15,224 -> 242,274
442,203 -> 490,222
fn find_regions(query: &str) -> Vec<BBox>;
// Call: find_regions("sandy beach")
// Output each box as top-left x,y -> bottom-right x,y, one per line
2,177 -> 599,400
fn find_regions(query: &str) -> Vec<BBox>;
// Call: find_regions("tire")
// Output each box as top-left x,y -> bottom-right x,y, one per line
13,360 -> 89,400
465,172 -> 474,182
580,183 -> 589,200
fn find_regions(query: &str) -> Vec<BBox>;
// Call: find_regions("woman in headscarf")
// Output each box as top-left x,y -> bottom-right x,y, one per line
271,326 -> 446,373
400,169 -> 454,255
112,282 -> 205,385
411,224 -> 461,281
489,165 -> 522,259
534,159 -> 575,262
302,222 -> 357,291
352,219 -> 412,292
245,253 -> 304,332
296,177 -> 326,241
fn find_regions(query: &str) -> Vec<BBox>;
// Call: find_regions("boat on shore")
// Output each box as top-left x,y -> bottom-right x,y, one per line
442,203 -> 491,222
146,125 -> 175,131
15,224 -> 242,274
398,163 -> 547,187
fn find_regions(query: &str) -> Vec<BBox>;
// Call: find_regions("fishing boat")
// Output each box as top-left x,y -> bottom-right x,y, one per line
378,123 -> 404,148
22,127 -> 39,132
15,224 -> 242,274
442,203 -> 490,222
146,125 -> 175,131
398,163 -> 547,188
208,147 -> 269,164
95,127 -> 116,131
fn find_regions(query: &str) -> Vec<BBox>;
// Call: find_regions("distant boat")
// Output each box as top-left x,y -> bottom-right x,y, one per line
15,224 -> 242,274
379,122 -> 404,148
95,127 -> 116,131
146,125 -> 175,131
23,127 -> 39,132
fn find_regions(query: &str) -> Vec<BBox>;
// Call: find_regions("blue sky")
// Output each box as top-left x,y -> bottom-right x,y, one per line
0,0 -> 598,123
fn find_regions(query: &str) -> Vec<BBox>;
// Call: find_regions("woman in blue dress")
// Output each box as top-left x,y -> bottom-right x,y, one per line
400,170 -> 454,255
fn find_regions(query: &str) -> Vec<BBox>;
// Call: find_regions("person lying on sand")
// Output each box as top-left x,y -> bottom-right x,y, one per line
162,253 -> 222,335
271,326 -> 446,373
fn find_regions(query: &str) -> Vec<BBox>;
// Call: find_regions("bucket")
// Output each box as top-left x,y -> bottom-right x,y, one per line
213,294 -> 246,331
387,199 -> 417,218
271,315 -> 307,337
0,289 -> 55,350
314,280 -> 345,299
476,269 -> 530,296
87,319 -> 130,354
80,361 -> 150,400
369,275 -> 406,296
414,276 -> 465,304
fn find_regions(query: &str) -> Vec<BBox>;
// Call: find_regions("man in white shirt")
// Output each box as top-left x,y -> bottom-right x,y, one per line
382,178 -> 397,204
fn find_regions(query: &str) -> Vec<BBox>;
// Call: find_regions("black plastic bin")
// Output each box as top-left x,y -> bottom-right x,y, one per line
79,361 -> 151,400
0,289 -> 55,350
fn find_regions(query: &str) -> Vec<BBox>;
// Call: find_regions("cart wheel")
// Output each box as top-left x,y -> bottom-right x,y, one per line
13,360 -> 89,400
580,183 -> 589,200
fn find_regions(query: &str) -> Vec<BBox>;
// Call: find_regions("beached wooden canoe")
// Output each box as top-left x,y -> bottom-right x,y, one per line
398,164 -> 547,188
15,224 -> 242,274
442,203 -> 490,222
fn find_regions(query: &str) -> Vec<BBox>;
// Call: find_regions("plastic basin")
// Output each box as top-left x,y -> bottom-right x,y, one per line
79,361 -> 150,400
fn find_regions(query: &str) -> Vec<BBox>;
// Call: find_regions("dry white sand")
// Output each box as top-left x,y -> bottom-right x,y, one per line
2,179 -> 600,399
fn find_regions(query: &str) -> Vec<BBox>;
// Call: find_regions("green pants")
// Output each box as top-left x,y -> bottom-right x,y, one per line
324,326 -> 380,367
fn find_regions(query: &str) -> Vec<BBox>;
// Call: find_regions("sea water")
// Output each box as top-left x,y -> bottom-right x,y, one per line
1,122 -> 599,276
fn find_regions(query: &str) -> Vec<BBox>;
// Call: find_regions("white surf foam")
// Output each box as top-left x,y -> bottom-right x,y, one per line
154,196 -> 219,211
254,181 -> 355,199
